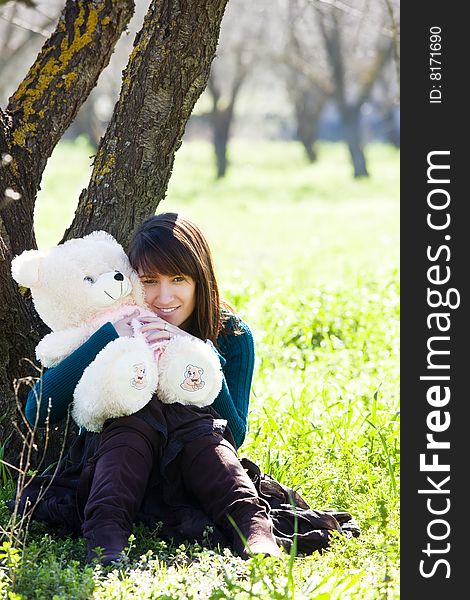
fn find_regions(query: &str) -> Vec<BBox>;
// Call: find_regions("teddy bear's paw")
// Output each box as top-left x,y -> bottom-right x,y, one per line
157,336 -> 223,407
36,327 -> 92,367
72,337 -> 159,431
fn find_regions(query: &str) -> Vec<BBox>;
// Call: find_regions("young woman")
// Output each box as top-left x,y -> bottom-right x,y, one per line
20,213 -> 280,564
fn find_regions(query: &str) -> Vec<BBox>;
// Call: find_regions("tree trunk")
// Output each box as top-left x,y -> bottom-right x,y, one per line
295,104 -> 317,163
342,106 -> 368,178
293,89 -> 327,163
63,0 -> 229,248
212,108 -> 232,178
207,67 -> 246,180
383,105 -> 400,148
1,0 -> 229,465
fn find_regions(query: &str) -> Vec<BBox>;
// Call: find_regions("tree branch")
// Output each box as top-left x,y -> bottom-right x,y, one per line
316,8 -> 346,109
0,0 -> 35,7
63,0 -> 229,247
1,0 -> 134,255
6,0 -> 134,191
355,39 -> 393,109
383,0 -> 400,84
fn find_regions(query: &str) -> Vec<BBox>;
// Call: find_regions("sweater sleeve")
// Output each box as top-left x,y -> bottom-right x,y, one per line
211,318 -> 255,449
25,322 -> 119,427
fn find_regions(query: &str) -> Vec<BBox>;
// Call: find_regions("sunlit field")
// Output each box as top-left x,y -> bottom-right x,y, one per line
34,138 -> 399,288
2,138 -> 400,599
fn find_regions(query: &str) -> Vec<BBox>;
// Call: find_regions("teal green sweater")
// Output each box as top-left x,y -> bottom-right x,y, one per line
25,316 -> 254,448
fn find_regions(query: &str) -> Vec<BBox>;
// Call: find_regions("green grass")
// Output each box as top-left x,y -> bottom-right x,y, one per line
4,138 -> 399,599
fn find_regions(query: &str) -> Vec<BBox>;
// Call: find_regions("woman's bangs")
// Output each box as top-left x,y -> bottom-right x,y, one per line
139,237 -> 198,279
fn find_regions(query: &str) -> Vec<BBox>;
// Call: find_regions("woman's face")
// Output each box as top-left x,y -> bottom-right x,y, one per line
139,271 -> 197,328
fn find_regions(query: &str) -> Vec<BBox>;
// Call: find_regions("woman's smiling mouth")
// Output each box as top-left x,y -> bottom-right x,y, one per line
157,306 -> 180,314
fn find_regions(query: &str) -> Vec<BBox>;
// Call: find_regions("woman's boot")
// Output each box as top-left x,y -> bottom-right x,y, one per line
180,434 -> 281,559
79,415 -> 161,564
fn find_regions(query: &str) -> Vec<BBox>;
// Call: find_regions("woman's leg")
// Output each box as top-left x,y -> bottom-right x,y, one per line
81,416 -> 161,564
180,435 -> 280,558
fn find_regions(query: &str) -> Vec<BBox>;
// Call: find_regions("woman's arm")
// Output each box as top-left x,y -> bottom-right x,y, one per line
212,318 -> 255,449
25,323 -> 119,427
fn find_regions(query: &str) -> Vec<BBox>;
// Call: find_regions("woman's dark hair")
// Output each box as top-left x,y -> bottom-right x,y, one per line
128,213 -> 235,343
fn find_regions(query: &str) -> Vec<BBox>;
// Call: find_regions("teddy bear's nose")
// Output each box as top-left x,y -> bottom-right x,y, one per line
114,272 -> 124,281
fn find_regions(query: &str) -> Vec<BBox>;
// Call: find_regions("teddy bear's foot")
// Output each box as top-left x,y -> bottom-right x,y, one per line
157,336 -> 223,407
73,337 -> 159,431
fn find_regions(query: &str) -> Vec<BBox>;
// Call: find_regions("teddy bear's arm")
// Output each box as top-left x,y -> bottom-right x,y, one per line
25,323 -> 119,427
36,326 -> 93,367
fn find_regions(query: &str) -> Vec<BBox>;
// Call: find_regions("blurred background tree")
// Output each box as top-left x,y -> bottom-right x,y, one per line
308,0 -> 397,177
280,0 -> 331,163
204,0 -> 267,178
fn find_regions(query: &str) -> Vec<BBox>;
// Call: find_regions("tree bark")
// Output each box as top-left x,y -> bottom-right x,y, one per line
63,0 -> 229,248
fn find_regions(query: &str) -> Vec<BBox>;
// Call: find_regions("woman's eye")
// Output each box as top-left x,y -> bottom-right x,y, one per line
84,276 -> 94,284
173,276 -> 185,282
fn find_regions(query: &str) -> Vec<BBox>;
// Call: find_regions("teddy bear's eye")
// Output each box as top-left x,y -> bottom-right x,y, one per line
84,276 -> 95,284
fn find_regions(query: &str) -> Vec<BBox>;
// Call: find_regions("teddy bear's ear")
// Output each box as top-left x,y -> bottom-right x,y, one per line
11,249 -> 46,288
84,230 -> 117,244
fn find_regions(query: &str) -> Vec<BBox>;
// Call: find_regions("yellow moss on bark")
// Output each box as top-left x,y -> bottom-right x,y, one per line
11,3 -> 104,149
12,122 -> 38,147
9,158 -> 19,177
94,152 -> 116,180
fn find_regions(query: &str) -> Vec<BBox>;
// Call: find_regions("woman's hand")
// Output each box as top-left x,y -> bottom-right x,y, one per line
137,315 -> 197,346
113,310 -> 140,337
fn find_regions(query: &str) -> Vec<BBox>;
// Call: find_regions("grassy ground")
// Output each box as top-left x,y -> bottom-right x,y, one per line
2,139 -> 399,598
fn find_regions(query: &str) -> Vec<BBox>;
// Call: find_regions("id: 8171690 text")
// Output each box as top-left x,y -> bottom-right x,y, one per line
429,26 -> 442,104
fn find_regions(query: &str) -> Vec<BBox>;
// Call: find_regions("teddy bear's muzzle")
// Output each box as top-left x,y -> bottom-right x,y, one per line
88,271 -> 133,307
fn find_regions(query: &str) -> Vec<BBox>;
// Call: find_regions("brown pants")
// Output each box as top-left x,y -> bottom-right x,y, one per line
80,416 -> 279,563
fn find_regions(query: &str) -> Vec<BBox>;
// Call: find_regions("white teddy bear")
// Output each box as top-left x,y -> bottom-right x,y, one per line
11,231 -> 223,432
